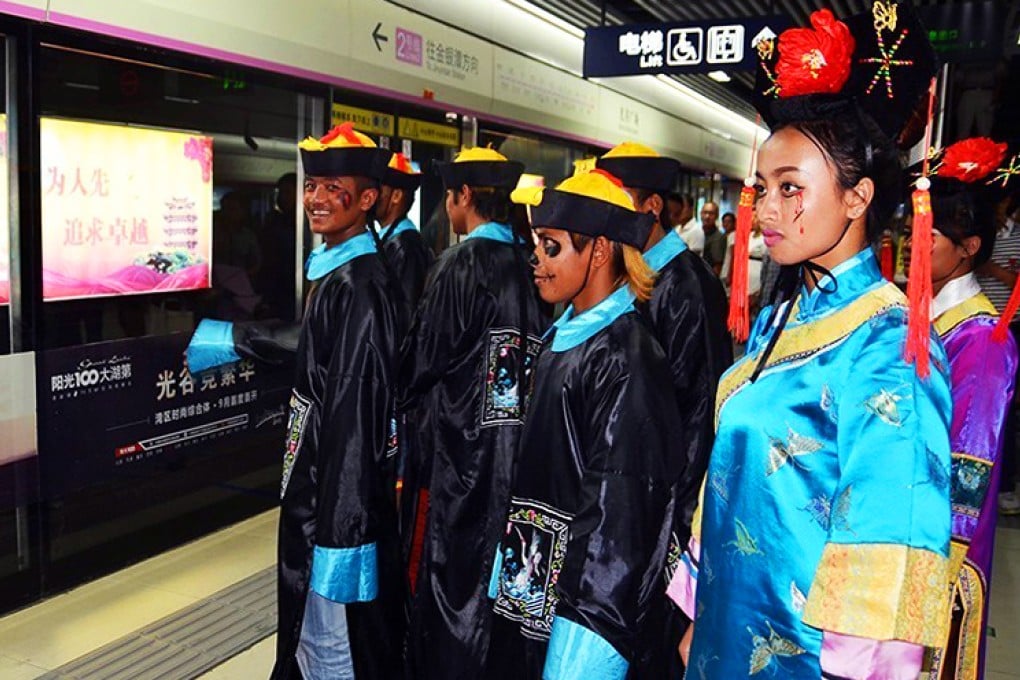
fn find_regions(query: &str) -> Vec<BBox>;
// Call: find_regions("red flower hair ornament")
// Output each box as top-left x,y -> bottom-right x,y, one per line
937,137 -> 1008,183
775,9 -> 856,97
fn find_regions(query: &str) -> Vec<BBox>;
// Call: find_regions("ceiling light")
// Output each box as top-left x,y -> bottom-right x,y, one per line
707,71 -> 731,83
504,0 -> 585,40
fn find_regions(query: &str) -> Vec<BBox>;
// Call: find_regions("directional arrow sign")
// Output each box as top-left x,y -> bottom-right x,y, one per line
372,22 -> 389,52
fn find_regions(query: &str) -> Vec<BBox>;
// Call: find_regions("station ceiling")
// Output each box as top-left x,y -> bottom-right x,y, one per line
531,0 -> 1019,121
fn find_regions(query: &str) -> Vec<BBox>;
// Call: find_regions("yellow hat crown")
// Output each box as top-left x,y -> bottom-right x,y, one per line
511,170 -> 636,212
601,141 -> 662,159
454,146 -> 509,163
557,171 -> 636,211
298,122 -> 377,151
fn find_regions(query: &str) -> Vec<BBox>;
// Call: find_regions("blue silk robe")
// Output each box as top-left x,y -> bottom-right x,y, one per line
688,249 -> 953,678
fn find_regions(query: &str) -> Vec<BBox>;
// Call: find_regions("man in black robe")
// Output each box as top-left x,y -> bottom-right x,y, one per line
597,142 -> 732,678
372,151 -> 434,308
399,147 -> 546,679
189,122 -> 405,679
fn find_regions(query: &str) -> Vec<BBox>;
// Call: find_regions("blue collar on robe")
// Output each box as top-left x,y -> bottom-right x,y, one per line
378,217 -> 418,241
463,221 -> 519,244
305,231 -> 377,281
549,285 -> 636,352
643,229 -> 687,272
795,248 -> 885,321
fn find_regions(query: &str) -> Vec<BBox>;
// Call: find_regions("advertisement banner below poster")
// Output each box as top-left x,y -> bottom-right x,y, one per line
0,352 -> 38,510
37,333 -> 292,497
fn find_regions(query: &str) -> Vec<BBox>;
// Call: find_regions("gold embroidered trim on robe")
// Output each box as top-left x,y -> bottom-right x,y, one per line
802,542 -> 950,646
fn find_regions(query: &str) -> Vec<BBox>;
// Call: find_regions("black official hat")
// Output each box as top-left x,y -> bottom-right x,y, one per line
595,141 -> 680,195
512,169 -> 654,250
299,122 -> 385,178
435,147 -> 525,189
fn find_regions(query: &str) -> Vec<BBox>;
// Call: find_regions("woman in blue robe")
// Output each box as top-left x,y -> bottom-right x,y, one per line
668,6 -> 952,679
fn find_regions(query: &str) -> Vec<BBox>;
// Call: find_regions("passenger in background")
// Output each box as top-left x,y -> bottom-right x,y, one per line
257,173 -> 298,321
486,169 -> 681,680
187,123 -> 406,680
905,137 -> 1019,680
373,151 -> 434,307
595,142 -> 731,679
721,211 -> 736,236
673,193 -> 704,255
398,148 -> 546,680
699,201 -> 726,276
211,191 -> 263,320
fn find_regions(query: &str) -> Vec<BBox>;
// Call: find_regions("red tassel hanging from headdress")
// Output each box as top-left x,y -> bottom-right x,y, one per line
993,277 -> 1020,343
903,77 -> 938,378
879,235 -> 894,281
728,179 -> 757,342
905,179 -> 933,377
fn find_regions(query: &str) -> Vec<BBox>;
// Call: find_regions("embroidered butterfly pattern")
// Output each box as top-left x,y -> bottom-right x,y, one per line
702,548 -> 715,584
802,494 -> 833,531
726,518 -> 765,557
766,427 -> 823,475
820,384 -> 838,424
790,581 -> 807,614
862,386 -> 910,427
831,485 -> 855,535
709,467 -> 735,504
924,448 -> 951,492
694,652 -> 719,680
748,621 -> 806,675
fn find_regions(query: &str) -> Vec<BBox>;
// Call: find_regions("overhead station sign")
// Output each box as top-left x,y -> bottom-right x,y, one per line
583,16 -> 790,77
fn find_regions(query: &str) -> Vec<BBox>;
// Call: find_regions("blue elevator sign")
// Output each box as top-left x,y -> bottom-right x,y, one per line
583,16 -> 791,77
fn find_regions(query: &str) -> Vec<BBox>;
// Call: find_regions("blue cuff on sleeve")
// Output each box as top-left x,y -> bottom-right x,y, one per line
543,616 -> 629,680
488,546 -> 503,599
186,319 -> 240,373
309,543 -> 378,603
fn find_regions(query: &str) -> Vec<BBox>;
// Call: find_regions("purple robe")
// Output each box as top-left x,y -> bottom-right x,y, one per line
927,277 -> 1018,679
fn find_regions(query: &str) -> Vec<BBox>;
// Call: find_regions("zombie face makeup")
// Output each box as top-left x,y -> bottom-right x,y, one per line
754,127 -> 867,269
531,227 -> 595,306
303,176 -> 375,246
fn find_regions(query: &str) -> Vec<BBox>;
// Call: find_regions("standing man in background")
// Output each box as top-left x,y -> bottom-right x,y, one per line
700,201 -> 725,276
373,151 -> 434,308
672,193 -> 703,255
399,148 -> 546,680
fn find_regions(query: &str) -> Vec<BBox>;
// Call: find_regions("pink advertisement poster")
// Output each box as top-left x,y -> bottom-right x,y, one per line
0,116 -> 8,305
40,117 -> 213,301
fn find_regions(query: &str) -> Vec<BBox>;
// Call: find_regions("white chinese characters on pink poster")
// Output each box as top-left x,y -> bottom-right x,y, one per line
40,117 -> 213,300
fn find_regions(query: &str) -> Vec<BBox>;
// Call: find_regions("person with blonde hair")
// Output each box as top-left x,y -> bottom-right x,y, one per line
485,169 -> 683,679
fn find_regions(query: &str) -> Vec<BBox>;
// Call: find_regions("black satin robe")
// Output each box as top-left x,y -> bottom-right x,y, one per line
380,223 -> 434,308
637,246 -> 732,678
485,309 -> 683,679
398,233 -> 546,680
270,252 -> 405,680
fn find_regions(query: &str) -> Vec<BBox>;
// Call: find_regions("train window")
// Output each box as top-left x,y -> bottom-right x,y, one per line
37,45 -> 321,349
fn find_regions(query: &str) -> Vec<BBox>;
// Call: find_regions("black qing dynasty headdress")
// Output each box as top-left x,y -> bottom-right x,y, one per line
298,122 -> 386,179
435,147 -> 525,190
511,169 -> 655,250
736,1 -> 940,375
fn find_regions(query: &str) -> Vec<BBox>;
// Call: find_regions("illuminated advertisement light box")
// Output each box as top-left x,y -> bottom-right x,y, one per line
40,117 -> 213,301
0,113 -> 8,305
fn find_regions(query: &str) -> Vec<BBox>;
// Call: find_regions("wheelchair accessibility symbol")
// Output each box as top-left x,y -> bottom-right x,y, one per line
666,28 -> 703,66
